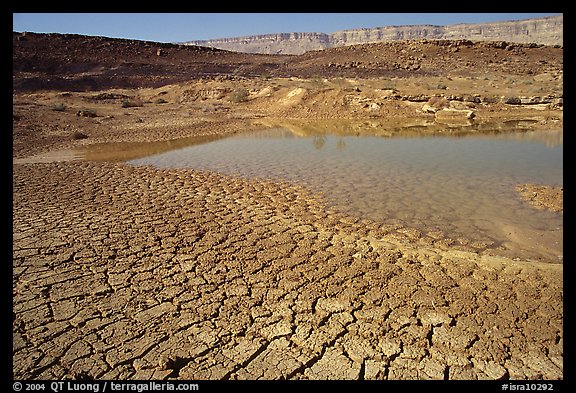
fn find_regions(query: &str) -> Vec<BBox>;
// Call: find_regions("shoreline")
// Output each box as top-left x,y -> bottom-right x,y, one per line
13,75 -> 563,379
13,159 -> 563,380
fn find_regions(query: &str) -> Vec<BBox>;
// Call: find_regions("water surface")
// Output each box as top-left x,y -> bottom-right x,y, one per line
126,127 -> 563,262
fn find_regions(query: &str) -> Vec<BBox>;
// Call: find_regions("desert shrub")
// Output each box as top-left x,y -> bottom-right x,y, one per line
72,131 -> 88,140
481,96 -> 499,104
260,71 -> 272,80
121,99 -> 144,108
332,77 -> 348,88
51,103 -> 67,111
502,96 -> 521,105
380,78 -> 397,90
91,92 -> 129,101
229,88 -> 249,103
462,94 -> 481,103
427,96 -> 449,110
76,109 -> 97,117
309,76 -> 327,90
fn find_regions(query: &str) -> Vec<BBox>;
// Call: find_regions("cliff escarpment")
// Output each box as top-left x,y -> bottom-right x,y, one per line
183,15 -> 562,54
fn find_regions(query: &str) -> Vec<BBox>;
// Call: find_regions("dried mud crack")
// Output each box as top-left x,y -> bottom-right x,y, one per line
13,31 -> 563,381
13,161 -> 563,380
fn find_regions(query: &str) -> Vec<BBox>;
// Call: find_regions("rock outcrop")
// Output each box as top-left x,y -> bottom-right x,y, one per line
183,15 -> 562,54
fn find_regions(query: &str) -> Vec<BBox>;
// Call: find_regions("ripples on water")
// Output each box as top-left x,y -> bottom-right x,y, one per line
123,126 -> 563,262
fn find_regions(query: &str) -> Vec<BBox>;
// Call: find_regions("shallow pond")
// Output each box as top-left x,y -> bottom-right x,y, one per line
126,127 -> 562,262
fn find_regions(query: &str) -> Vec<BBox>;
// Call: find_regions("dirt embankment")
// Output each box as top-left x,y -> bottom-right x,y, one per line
13,32 -> 563,381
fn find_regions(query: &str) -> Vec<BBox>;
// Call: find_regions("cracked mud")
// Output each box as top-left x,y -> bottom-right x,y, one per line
13,32 -> 563,381
13,161 -> 563,380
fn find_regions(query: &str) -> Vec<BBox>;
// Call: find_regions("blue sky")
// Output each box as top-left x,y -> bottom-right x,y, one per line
12,13 -> 561,43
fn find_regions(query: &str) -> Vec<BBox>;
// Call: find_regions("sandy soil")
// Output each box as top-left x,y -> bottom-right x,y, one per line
13,34 -> 563,381
515,184 -> 563,213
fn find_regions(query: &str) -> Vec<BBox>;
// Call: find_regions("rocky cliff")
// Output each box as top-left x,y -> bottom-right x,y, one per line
183,15 -> 562,54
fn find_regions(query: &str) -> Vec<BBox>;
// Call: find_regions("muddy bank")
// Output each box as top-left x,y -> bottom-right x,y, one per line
13,161 -> 563,380
516,184 -> 563,213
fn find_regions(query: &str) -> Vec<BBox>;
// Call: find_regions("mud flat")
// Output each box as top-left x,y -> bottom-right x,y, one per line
13,34 -> 563,380
13,158 -> 562,380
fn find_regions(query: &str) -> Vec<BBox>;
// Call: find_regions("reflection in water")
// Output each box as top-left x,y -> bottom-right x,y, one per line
94,124 -> 563,263
312,134 -> 347,151
79,134 -> 227,162
255,118 -> 562,146
313,135 -> 326,150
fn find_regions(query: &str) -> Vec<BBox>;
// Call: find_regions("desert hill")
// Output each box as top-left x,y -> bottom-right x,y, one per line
13,31 -> 562,92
